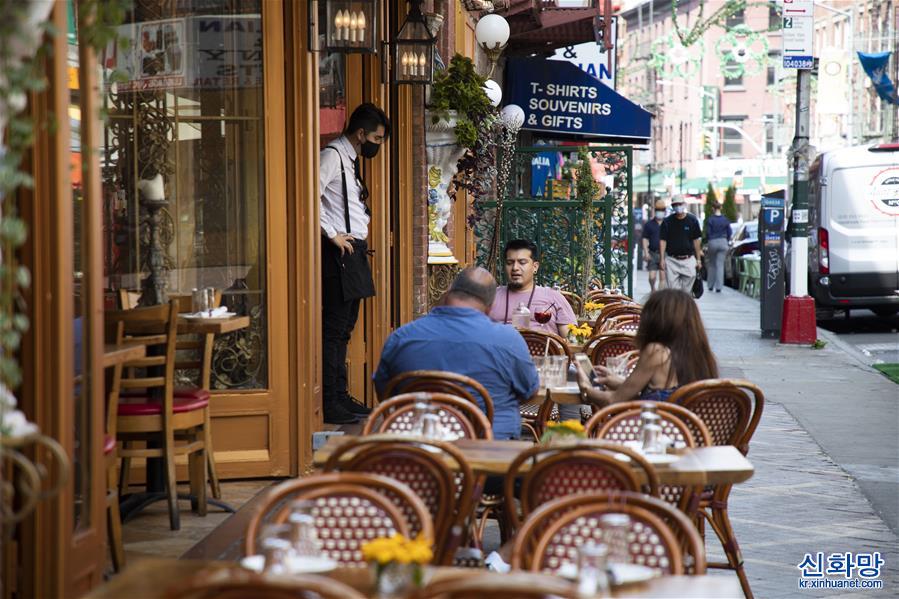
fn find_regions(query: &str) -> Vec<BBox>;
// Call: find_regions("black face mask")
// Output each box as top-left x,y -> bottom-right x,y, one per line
360,140 -> 380,159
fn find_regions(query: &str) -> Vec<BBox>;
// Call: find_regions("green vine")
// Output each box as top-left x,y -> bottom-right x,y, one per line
429,54 -> 494,149
574,149 -> 600,295
0,0 -> 129,396
671,0 -> 782,48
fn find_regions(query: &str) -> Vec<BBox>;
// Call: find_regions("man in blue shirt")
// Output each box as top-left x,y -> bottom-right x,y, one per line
373,267 -> 539,440
641,199 -> 667,291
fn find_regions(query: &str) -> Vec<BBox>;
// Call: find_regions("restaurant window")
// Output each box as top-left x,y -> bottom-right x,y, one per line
767,52 -> 780,86
318,1 -> 346,149
100,1 -> 269,389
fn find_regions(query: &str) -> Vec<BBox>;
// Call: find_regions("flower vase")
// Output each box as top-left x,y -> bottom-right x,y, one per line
373,562 -> 422,597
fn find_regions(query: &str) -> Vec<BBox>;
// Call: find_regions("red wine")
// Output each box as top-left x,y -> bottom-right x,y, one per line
534,310 -> 552,324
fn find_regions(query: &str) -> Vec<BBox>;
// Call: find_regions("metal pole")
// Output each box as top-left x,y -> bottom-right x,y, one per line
848,6 -> 854,145
789,68 -> 812,298
678,122 -> 684,195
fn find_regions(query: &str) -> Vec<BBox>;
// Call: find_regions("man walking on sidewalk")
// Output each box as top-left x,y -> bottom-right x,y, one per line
659,196 -> 702,294
641,199 -> 668,291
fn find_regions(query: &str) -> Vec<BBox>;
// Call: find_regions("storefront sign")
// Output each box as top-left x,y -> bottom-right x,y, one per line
110,15 -> 263,90
548,19 -> 617,89
505,57 -> 651,141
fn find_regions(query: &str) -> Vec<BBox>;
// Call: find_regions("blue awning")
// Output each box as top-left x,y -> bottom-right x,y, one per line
504,57 -> 652,143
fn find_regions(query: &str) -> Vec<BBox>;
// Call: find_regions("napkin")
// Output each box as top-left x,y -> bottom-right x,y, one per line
189,306 -> 228,319
485,551 -> 511,573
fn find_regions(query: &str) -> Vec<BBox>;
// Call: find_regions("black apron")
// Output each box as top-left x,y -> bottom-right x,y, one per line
323,147 -> 375,302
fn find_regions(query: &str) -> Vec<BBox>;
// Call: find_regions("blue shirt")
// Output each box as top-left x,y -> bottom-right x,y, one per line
531,151 -> 560,196
642,218 -> 663,252
373,306 -> 540,440
705,214 -> 732,241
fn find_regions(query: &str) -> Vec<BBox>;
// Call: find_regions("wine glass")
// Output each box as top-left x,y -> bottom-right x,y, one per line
533,310 -> 552,324
577,543 -> 611,596
259,523 -> 293,575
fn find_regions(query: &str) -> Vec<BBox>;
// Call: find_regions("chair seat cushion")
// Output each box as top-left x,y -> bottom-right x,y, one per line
103,434 -> 116,455
118,395 -> 209,416
121,388 -> 211,401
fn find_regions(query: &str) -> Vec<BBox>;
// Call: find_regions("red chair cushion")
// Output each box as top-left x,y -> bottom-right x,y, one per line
103,434 -> 116,455
118,395 -> 209,417
120,388 -> 211,401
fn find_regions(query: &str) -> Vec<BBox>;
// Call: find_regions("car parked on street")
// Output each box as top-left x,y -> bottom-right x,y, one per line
724,221 -> 758,288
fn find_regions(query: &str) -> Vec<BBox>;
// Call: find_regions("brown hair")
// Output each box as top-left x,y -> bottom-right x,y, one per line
635,289 -> 718,386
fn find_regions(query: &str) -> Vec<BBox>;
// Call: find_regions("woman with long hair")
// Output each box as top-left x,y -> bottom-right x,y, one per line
577,289 -> 717,405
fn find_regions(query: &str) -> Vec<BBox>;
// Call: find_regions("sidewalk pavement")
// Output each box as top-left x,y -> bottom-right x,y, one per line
632,272 -> 899,596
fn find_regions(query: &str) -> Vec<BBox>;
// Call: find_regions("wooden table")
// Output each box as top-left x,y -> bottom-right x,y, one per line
177,314 -> 250,335
314,436 -> 754,486
84,558 -> 744,598
102,343 -> 146,368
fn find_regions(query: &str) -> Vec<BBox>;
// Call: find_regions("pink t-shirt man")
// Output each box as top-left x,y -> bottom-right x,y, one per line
488,286 -> 577,336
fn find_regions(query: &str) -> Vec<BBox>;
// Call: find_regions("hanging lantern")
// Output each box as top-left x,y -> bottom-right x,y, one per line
317,0 -> 379,53
392,0 -> 436,84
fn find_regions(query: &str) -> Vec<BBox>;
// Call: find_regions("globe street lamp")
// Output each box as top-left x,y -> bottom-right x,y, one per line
475,13 -> 510,78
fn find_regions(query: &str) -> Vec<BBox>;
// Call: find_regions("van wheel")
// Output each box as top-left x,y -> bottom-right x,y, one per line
872,307 -> 899,318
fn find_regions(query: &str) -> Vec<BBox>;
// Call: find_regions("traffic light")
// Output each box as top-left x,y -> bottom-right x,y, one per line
701,131 -> 713,159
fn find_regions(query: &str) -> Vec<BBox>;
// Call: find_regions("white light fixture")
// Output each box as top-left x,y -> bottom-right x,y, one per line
475,13 -> 510,78
483,79 -> 502,107
500,104 -> 525,129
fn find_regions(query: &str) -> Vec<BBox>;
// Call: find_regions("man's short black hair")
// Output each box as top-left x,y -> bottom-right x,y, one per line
503,239 -> 539,261
345,103 -> 391,139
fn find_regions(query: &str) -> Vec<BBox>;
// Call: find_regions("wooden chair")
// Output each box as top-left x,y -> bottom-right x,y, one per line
164,567 -> 365,599
515,328 -> 571,440
668,379 -> 764,598
363,392 -> 493,440
503,442 -> 659,531
586,402 -> 711,515
102,320 -> 126,572
510,491 -> 706,576
558,291 -> 584,317
383,370 -> 494,423
106,301 -> 209,531
585,333 -> 637,367
244,472 -> 434,566
323,438 -> 475,565
420,572 -> 579,599
599,314 -> 641,334
120,290 -> 222,499
593,302 -> 642,329
586,290 -> 632,304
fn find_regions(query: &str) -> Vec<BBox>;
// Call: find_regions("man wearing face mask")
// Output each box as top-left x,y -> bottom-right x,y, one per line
641,199 -> 668,291
659,196 -> 703,294
320,103 -> 390,423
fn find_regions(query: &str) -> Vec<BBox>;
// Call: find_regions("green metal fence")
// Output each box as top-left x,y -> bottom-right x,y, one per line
474,145 -> 634,297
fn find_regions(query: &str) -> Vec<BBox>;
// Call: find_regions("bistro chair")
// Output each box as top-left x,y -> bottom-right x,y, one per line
587,402 -> 711,517
119,290 -> 223,499
669,379 -> 764,598
165,567 -> 365,599
102,319 -> 126,572
503,442 -> 659,531
420,571 -> 579,599
585,332 -> 637,367
106,300 -> 209,531
322,437 -> 476,565
363,392 -> 493,440
599,314 -> 641,334
586,289 -> 632,304
558,290 -> 584,317
593,302 -> 642,329
382,370 -> 494,423
510,491 -> 706,576
516,328 -> 571,440
244,472 -> 434,566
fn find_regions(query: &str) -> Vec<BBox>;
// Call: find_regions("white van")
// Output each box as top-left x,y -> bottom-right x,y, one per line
805,144 -> 899,317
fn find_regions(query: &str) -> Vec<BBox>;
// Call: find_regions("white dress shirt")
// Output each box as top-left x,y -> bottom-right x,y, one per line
320,136 -> 370,240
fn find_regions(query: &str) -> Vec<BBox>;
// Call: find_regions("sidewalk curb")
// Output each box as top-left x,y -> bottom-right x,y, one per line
813,326 -> 880,372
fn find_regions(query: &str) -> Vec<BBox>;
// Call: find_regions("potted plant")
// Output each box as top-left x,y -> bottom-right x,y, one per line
428,54 -> 495,150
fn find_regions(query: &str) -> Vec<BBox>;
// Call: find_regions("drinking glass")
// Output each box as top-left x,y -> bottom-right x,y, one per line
204,287 -> 216,316
576,543 -> 611,597
420,412 -> 442,439
411,401 -> 431,435
533,356 -> 547,387
287,500 -> 321,558
259,523 -> 294,575
548,355 -> 568,387
641,423 -> 663,454
605,355 -> 627,377
192,288 -> 209,314
599,514 -> 631,567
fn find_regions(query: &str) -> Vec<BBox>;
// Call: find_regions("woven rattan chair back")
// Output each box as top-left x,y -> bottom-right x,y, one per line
516,328 -> 573,361
420,572 -> 579,599
383,370 -> 494,423
586,290 -> 632,304
599,314 -> 641,334
586,333 -> 637,366
363,392 -> 493,440
668,379 -> 762,452
503,443 -> 656,530
244,472 -> 433,566
323,438 -> 474,565
558,291 -> 584,317
511,491 -> 705,576
165,568 -> 365,599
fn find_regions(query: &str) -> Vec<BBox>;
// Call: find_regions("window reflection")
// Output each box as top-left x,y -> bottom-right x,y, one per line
318,0 -> 346,148
100,1 -> 268,389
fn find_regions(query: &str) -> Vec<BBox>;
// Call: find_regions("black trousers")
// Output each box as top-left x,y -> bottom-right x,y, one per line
321,273 -> 360,407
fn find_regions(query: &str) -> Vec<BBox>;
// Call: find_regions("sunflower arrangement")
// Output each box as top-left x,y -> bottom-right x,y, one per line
540,419 -> 587,444
569,323 -> 593,344
362,533 -> 432,588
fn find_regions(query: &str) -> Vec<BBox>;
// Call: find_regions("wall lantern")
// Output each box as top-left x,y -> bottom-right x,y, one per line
392,0 -> 437,84
311,0 -> 379,53
475,13 -> 510,78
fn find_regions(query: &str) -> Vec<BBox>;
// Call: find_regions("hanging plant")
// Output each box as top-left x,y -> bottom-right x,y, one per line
716,24 -> 769,80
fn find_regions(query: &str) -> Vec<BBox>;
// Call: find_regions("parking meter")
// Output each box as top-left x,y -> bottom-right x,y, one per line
759,193 -> 786,338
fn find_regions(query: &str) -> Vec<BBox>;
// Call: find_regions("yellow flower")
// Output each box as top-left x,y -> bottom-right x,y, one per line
362,533 -> 433,566
547,419 -> 585,434
584,301 -> 605,311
